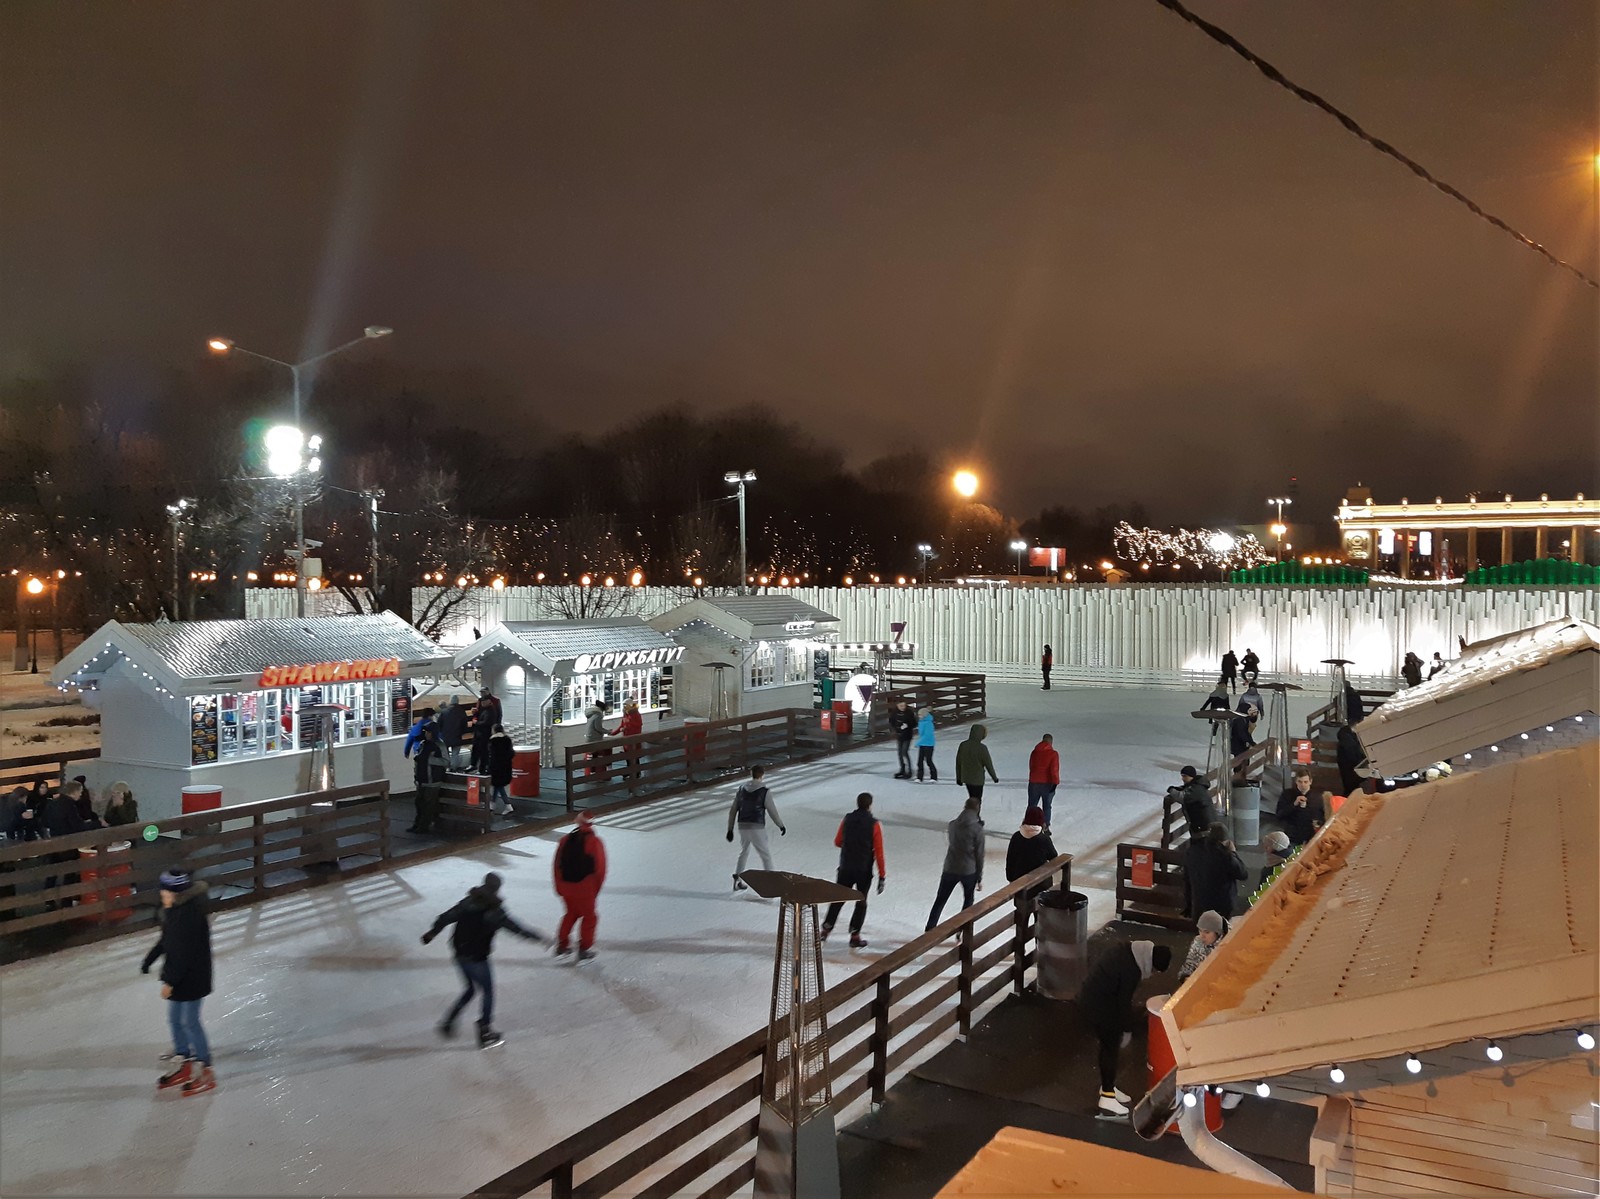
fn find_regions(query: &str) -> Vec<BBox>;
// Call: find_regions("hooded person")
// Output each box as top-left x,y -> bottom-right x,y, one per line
954,724 -> 998,801
553,814 -> 607,960
141,868 -> 216,1095
1004,807 -> 1059,902
1184,822 -> 1248,919
103,781 -> 139,827
1179,909 -> 1228,981
422,871 -> 544,1048
915,707 -> 938,781
486,724 -> 515,815
726,764 -> 786,890
582,700 -> 611,779
925,797 -> 985,929
1078,939 -> 1173,1116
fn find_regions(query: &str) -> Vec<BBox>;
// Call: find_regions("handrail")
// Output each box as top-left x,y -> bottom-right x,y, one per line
0,747 -> 102,772
1161,738 -> 1277,850
466,852 -> 1070,1199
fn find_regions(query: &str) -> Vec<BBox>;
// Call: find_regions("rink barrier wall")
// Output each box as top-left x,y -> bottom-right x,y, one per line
465,853 -> 1074,1199
0,780 -> 391,936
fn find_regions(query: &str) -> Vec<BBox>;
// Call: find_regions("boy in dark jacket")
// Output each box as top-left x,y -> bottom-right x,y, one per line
1078,940 -> 1172,1116
822,793 -> 887,948
1005,807 -> 1058,902
142,868 -> 216,1095
889,701 -> 916,779
422,872 -> 544,1047
925,798 -> 985,929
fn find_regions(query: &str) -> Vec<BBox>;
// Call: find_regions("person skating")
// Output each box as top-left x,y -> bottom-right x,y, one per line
1004,807 -> 1058,904
915,707 -> 938,781
925,797 -> 985,929
1041,644 -> 1053,690
1078,939 -> 1173,1116
1219,649 -> 1238,694
821,793 -> 887,948
407,726 -> 443,834
954,724 -> 998,802
1026,734 -> 1059,829
553,814 -> 606,960
422,872 -> 544,1047
726,764 -> 786,890
486,724 -> 515,815
141,868 -> 216,1096
889,700 -> 916,779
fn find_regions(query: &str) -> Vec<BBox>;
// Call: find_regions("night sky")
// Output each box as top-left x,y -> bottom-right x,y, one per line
3,1 -> 1596,524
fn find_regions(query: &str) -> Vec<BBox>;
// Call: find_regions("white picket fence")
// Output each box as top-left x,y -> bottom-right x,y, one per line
245,583 -> 1598,691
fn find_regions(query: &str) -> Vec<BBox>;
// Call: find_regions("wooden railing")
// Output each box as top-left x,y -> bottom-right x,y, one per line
0,747 -> 101,790
864,670 -> 988,737
1304,689 -> 1392,739
0,780 -> 391,936
1114,843 -> 1192,931
466,853 -> 1072,1199
1160,738 -> 1276,850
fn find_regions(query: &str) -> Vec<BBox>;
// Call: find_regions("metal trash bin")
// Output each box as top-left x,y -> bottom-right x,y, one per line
1035,889 -> 1090,1000
1229,781 -> 1261,847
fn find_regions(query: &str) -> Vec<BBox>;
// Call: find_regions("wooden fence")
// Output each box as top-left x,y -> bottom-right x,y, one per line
466,852 -> 1072,1199
0,780 -> 390,936
1114,843 -> 1192,931
0,747 -> 101,791
563,671 -> 987,809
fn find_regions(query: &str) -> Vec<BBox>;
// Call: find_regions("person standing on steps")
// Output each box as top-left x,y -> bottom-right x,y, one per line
1078,939 -> 1173,1117
726,764 -> 786,889
889,699 -> 916,779
1184,823 -> 1248,919
469,692 -> 499,776
821,793 -> 886,948
915,706 -> 938,781
583,699 -> 611,779
612,699 -> 643,787
925,797 -> 985,929
954,724 -> 998,802
486,724 -> 515,815
1041,644 -> 1053,690
553,814 -> 606,960
1220,649 -> 1238,694
1026,733 -> 1060,829
407,726 -> 442,834
142,868 -> 216,1096
437,695 -> 469,771
422,872 -> 544,1048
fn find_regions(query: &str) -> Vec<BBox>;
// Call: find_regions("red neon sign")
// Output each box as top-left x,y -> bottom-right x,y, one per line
258,658 -> 400,688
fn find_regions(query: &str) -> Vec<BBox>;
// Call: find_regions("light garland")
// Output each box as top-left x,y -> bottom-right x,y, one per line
1113,522 -> 1272,570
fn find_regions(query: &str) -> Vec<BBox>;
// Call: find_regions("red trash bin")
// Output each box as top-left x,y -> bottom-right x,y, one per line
181,785 -> 222,814
830,699 -> 853,737
684,717 -> 708,763
1147,993 -> 1222,1133
511,747 -> 541,798
79,841 -> 135,923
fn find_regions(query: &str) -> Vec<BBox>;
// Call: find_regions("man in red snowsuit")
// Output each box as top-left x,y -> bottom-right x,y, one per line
553,813 -> 607,960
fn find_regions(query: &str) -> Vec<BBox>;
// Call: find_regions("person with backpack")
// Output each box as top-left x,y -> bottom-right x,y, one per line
888,699 -> 916,779
821,793 -> 887,948
553,814 -> 607,960
142,868 -> 216,1096
422,872 -> 544,1048
726,765 -> 786,889
915,706 -> 938,781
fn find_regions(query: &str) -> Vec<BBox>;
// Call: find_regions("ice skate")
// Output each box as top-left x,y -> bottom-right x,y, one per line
1096,1091 -> 1129,1118
436,1020 -> 456,1039
732,874 -> 747,891
554,944 -> 572,957
818,924 -> 832,942
478,1027 -> 504,1049
849,935 -> 869,949
578,949 -> 597,961
181,1066 -> 217,1096
157,1059 -> 193,1090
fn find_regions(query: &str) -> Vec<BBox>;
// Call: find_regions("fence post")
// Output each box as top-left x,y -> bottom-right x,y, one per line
551,1161 -> 574,1199
252,813 -> 267,894
786,709 -> 796,757
957,921 -> 974,1039
869,974 -> 891,1107
377,787 -> 391,861
564,748 -> 575,812
1011,895 -> 1029,995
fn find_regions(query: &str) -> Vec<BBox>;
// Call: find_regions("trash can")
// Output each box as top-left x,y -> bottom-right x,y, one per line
180,785 -> 223,837
1229,781 -> 1261,847
79,841 -> 135,923
1148,994 -> 1222,1133
1034,889 -> 1089,1000
511,747 -> 541,798
830,699 -> 853,737
684,718 -> 708,764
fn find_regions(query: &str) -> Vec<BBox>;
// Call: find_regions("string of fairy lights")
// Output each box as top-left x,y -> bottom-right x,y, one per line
1112,521 -> 1272,570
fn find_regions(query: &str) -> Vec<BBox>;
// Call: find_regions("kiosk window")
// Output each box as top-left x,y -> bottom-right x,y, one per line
747,643 -> 777,690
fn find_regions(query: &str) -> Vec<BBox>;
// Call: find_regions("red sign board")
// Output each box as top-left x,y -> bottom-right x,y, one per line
1294,739 -> 1313,765
1029,546 -> 1064,571
258,658 -> 401,688
1130,847 -> 1155,889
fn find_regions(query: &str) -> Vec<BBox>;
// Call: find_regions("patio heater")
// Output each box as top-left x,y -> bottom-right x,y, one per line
1322,658 -> 1353,724
1256,680 -> 1302,795
1191,707 -> 1251,844
703,660 -> 735,721
740,869 -> 865,1199
302,703 -> 347,793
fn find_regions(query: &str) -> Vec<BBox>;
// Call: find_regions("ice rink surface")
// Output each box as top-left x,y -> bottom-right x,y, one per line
0,683 -> 1317,1196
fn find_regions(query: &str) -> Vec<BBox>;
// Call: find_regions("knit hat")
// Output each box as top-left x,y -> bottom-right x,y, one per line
1022,807 -> 1046,828
1151,944 -> 1173,972
158,869 -> 192,892
575,812 -> 593,828
1196,910 -> 1226,934
481,871 -> 502,894
1180,765 -> 1198,779
1264,830 -> 1291,853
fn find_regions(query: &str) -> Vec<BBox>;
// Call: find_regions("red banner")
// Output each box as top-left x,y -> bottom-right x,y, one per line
1130,847 -> 1154,889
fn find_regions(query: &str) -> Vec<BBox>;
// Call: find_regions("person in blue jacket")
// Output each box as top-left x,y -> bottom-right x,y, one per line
915,707 -> 938,782
403,708 -> 437,758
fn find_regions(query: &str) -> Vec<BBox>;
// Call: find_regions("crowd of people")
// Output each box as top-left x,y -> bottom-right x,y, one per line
1,776 -> 140,842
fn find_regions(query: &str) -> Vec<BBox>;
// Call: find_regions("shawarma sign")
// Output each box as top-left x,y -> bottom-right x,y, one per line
258,658 -> 401,688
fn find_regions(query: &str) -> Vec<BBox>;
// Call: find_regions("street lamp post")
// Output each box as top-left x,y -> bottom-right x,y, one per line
1266,496 -> 1293,560
723,470 -> 757,594
209,326 -> 391,616
1009,539 -> 1028,577
916,542 -> 935,583
24,576 -> 44,673
166,498 -> 195,620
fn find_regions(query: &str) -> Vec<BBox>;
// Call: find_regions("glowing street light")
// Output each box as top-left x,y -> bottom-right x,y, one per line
1266,496 -> 1294,559
916,542 -> 936,582
24,577 -> 44,596
723,469 -> 757,594
952,469 -> 979,498
1009,538 -> 1028,576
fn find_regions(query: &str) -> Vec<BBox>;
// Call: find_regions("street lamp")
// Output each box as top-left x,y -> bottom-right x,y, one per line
208,325 -> 391,616
1266,496 -> 1293,559
23,576 -> 45,672
166,497 -> 196,620
723,470 -> 757,594
1009,538 -> 1028,576
916,542 -> 936,583
952,469 -> 979,498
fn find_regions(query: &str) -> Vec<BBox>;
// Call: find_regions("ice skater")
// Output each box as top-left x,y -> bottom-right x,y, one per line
553,814 -> 606,960
821,793 -> 887,948
1040,643 -> 1053,690
889,699 -> 916,778
915,706 -> 938,781
142,868 -> 216,1096
1219,649 -> 1238,693
1026,733 -> 1059,830
422,872 -> 545,1047
924,797 -> 985,930
954,724 -> 998,802
726,764 -> 786,890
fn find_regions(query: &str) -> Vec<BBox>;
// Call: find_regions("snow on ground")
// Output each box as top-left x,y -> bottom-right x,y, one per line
0,682 -> 1318,1197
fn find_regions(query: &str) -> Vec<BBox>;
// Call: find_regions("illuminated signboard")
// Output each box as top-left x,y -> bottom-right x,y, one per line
258,658 -> 401,688
572,646 -> 686,674
784,619 -> 816,633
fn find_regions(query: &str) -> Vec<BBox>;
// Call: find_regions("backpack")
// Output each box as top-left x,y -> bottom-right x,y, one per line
735,784 -> 768,825
558,829 -> 595,883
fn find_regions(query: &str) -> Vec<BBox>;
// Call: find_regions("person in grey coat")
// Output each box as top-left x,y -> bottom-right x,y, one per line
924,797 -> 985,929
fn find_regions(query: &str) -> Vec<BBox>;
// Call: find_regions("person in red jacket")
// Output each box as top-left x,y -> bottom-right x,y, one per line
611,700 -> 644,787
1027,734 -> 1060,830
553,814 -> 607,961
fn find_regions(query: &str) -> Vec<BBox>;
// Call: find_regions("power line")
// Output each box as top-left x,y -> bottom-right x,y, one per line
1152,0 -> 1599,290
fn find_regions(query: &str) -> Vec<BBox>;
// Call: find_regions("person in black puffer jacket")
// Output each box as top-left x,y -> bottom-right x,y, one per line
487,725 -> 515,816
142,868 -> 216,1095
422,872 -> 544,1047
1079,939 -> 1173,1116
1005,806 -> 1059,903
1184,823 -> 1248,919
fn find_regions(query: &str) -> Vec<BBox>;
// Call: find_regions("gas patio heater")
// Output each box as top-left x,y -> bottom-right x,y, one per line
1191,706 -> 1256,845
740,869 -> 865,1199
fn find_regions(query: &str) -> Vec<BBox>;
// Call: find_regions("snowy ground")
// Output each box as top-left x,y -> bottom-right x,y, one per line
0,682 -> 1317,1197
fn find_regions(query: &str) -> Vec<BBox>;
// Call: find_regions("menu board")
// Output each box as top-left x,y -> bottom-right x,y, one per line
190,698 -> 219,764
811,648 -> 832,708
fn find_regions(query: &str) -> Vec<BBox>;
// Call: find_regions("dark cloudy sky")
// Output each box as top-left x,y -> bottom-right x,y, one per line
3,0 -> 1596,525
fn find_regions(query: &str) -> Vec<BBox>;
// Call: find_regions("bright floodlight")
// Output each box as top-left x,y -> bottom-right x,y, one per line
1207,531 -> 1237,553
723,469 -> 757,484
916,542 -> 933,554
952,469 -> 978,498
264,425 -> 305,478
364,325 -> 393,339
25,577 -> 44,595
1010,539 -> 1027,551
207,338 -> 233,352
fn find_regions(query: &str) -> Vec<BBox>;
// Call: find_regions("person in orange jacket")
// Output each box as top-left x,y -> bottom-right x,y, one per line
611,700 -> 643,787
1027,734 -> 1060,830
821,793 -> 887,949
553,813 -> 607,961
